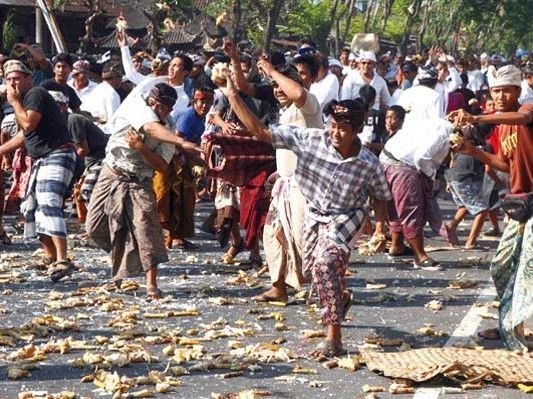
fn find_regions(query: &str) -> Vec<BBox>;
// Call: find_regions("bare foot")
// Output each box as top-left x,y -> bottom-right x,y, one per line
252,287 -> 288,303
309,339 -> 346,360
444,224 -> 460,247
477,328 -> 499,340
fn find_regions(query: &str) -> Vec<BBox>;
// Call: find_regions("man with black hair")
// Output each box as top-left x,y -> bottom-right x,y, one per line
249,57 -> 323,303
49,90 -> 108,222
223,39 -> 284,125
310,54 -> 339,112
154,85 -> 214,250
222,76 -> 391,358
358,84 -> 386,152
41,53 -> 82,113
292,54 -> 319,90
184,54 -> 214,99
397,65 -> 444,124
86,83 -> 202,300
400,61 -> 418,90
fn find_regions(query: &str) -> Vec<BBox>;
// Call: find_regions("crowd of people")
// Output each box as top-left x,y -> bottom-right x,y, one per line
0,30 -> 531,356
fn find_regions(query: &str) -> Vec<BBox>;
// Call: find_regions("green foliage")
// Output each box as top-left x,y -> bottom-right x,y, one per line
284,0 -> 337,49
2,11 -> 17,52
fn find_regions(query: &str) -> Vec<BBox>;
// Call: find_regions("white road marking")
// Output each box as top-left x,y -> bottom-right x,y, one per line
411,285 -> 497,398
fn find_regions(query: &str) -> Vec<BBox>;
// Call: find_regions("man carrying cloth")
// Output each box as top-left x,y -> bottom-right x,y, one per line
86,83 -> 202,300
221,77 -> 391,358
449,65 -> 533,351
0,59 -> 76,280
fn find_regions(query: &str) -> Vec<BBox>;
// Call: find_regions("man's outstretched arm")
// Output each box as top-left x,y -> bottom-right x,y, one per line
222,78 -> 272,144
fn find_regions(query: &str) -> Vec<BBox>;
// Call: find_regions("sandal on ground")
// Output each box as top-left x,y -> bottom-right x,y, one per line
176,240 -> 199,251
221,240 -> 245,264
477,328 -> 500,340
0,231 -> 11,245
310,339 -> 347,359
387,246 -> 415,259
146,287 -> 164,301
413,257 -> 440,269
341,290 -> 354,320
49,259 -> 76,282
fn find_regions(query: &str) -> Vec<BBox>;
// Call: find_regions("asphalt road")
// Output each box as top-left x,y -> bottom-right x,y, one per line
0,199 -> 529,399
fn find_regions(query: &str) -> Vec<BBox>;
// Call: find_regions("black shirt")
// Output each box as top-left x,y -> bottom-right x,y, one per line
40,79 -> 82,111
22,87 -> 71,159
67,113 -> 108,168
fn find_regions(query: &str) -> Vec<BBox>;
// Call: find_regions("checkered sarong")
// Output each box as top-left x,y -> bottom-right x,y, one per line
22,148 -> 76,240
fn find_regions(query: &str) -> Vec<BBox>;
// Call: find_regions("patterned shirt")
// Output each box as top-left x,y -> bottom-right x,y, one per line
270,124 -> 392,252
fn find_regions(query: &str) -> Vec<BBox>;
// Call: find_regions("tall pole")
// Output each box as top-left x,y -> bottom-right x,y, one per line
35,7 -> 43,44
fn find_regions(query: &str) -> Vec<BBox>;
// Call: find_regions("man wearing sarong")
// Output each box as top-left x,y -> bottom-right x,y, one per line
249,59 -> 323,303
380,118 -> 453,267
449,64 -> 533,351
0,59 -> 76,280
154,86 -> 213,249
86,83 -> 202,300
222,77 -> 391,358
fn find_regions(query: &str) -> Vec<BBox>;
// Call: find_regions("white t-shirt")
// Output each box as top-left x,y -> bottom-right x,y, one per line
81,81 -> 121,133
68,79 -> 97,105
397,85 -> 444,123
277,90 -> 323,176
108,76 -> 189,133
467,69 -> 485,93
104,96 -> 175,180
519,80 -> 533,105
382,118 -> 452,179
310,72 -> 339,113
340,70 -> 391,110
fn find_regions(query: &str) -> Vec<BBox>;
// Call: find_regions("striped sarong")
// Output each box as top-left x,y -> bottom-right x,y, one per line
491,217 -> 533,351
80,161 -> 103,203
22,148 -> 76,240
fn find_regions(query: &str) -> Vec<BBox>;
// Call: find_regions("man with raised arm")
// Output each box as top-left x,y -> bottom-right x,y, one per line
221,76 -> 391,358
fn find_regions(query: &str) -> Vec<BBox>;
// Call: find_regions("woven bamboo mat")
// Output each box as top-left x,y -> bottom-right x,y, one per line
363,348 -> 533,385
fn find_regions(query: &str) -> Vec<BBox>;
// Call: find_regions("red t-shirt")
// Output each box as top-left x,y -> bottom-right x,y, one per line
498,103 -> 533,194
486,124 -> 500,155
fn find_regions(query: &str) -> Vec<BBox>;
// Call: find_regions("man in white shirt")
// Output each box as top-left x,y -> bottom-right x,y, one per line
436,60 -> 458,112
518,66 -> 533,105
86,83 -> 202,300
117,30 -> 170,85
339,47 -> 351,73
81,62 -> 123,133
310,54 -> 339,114
340,51 -> 391,111
398,65 -> 444,124
380,118 -> 453,267
68,60 -> 97,105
